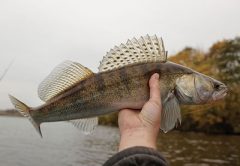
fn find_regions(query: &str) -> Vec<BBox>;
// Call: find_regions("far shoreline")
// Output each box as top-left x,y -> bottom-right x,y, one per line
0,110 -> 239,136
0,110 -> 21,117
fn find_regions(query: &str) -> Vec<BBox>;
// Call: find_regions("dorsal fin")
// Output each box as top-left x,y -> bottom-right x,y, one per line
98,34 -> 167,72
38,60 -> 94,102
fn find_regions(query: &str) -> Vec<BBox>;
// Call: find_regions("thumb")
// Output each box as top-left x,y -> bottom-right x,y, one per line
139,73 -> 162,128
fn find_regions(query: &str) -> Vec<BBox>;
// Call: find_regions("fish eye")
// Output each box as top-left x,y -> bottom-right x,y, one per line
214,83 -> 220,90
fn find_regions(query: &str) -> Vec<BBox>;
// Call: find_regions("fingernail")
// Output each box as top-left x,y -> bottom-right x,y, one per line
155,73 -> 159,79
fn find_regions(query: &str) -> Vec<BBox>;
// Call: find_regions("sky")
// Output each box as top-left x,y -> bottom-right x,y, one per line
0,0 -> 239,109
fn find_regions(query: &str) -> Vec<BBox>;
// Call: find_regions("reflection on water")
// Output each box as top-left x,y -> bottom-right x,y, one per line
157,132 -> 240,165
0,117 -> 239,166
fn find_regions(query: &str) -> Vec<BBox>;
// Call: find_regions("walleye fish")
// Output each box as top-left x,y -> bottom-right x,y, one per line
9,35 -> 227,137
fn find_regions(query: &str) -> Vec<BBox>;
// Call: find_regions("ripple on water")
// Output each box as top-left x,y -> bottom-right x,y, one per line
0,117 -> 239,166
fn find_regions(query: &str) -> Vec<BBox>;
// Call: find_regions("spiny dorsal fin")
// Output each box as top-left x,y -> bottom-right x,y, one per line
98,34 -> 167,72
38,60 -> 94,102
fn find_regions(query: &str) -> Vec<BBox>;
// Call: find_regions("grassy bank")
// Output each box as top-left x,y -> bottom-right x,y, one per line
0,109 -> 21,117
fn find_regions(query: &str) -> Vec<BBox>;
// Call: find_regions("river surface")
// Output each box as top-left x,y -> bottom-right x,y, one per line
0,117 -> 239,166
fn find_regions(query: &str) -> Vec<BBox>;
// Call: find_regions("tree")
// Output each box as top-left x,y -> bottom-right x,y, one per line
209,37 -> 240,84
208,37 -> 240,133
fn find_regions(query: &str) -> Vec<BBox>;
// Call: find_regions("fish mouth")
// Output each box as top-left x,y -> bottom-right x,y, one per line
220,91 -> 227,98
213,86 -> 228,101
220,85 -> 228,96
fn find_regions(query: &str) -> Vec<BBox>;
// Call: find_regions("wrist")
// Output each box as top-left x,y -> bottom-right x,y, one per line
118,127 -> 158,152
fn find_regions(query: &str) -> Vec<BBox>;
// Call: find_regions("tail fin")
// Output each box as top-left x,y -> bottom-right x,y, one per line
9,95 -> 42,138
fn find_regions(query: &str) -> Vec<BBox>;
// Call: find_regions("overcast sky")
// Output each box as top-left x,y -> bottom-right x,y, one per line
0,0 -> 239,109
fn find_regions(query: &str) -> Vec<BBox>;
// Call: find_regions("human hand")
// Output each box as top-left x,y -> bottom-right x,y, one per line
118,73 -> 162,151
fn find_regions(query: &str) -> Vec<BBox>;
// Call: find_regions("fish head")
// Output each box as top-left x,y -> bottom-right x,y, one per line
195,74 -> 228,102
175,73 -> 228,104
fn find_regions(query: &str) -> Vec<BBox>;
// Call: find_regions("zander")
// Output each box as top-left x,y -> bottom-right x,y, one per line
9,35 -> 228,137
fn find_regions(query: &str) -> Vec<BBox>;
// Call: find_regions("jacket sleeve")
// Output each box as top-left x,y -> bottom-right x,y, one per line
103,146 -> 168,166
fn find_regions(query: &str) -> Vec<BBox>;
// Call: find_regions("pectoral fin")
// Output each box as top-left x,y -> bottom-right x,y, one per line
161,92 -> 181,133
69,117 -> 98,134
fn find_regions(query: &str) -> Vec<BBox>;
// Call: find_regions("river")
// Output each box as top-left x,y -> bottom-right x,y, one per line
0,117 -> 239,166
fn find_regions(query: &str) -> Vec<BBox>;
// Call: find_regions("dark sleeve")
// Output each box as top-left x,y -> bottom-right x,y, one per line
103,146 -> 168,166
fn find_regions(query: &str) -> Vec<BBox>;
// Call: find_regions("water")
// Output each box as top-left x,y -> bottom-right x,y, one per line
0,117 -> 239,166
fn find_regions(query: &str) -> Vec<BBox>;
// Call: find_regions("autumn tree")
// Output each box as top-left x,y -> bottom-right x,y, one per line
208,37 -> 240,133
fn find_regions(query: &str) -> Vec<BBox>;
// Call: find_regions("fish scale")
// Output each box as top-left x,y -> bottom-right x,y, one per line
31,63 -> 186,123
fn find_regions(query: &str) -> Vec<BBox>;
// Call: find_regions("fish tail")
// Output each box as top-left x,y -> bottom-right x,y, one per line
9,95 -> 42,138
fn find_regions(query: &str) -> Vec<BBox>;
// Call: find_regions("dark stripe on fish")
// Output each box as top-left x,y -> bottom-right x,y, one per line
140,63 -> 150,80
119,67 -> 130,92
94,74 -> 106,95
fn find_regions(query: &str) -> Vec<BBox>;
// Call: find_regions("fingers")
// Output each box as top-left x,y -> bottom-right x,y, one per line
139,73 -> 162,128
149,73 -> 161,106
118,74 -> 162,151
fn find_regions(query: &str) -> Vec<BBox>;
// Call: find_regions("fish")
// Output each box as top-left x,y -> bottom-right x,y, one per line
9,35 -> 228,137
